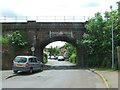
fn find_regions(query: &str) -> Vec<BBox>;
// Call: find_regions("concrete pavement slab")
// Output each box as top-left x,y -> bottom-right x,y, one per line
0,71 -> 2,90
96,71 -> 118,88
1,70 -> 14,80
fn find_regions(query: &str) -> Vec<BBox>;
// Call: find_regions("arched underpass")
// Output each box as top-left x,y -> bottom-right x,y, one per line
35,35 -> 84,68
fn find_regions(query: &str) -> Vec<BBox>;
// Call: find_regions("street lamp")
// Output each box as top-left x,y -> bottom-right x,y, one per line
110,6 -> 114,69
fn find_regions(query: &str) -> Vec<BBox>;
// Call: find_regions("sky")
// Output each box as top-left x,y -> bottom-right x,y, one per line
0,0 -> 119,47
46,41 -> 66,48
0,0 -> 119,18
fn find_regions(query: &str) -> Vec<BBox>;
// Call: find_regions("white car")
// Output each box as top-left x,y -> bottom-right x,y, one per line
57,56 -> 64,61
48,56 -> 56,59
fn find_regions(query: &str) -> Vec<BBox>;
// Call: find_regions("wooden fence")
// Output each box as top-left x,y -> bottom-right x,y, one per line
117,46 -> 120,69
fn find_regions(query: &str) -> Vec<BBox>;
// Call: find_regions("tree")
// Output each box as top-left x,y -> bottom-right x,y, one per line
116,1 -> 120,46
47,46 -> 59,57
63,43 -> 76,63
81,4 -> 120,68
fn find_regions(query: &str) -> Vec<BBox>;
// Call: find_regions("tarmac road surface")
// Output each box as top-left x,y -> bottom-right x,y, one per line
2,60 -> 106,88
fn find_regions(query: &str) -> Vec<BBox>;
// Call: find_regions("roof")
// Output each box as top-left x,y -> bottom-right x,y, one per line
15,56 -> 36,58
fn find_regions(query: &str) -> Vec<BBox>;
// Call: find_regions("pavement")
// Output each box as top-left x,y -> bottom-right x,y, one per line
0,71 -> 2,89
95,70 -> 118,88
0,70 -> 16,89
1,70 -> 15,80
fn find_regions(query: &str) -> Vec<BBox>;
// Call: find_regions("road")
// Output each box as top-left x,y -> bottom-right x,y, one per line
46,59 -> 76,66
2,59 -> 106,88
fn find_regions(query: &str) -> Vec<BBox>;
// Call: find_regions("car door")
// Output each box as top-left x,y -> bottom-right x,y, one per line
28,58 -> 35,69
36,58 -> 43,70
33,58 -> 40,70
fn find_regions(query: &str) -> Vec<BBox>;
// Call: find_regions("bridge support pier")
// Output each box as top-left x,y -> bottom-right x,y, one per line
76,47 -> 84,67
35,46 -> 44,63
39,49 -> 44,63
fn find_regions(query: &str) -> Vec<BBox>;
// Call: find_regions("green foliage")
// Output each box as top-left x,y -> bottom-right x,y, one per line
10,31 -> 27,46
63,43 -> 76,64
95,68 -> 116,71
81,4 -> 120,68
116,1 -> 120,46
0,36 -> 9,44
43,53 -> 48,64
47,46 -> 59,56
70,53 -> 76,64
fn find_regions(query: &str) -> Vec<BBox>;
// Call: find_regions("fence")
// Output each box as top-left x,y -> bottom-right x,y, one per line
117,46 -> 120,69
0,16 -> 92,22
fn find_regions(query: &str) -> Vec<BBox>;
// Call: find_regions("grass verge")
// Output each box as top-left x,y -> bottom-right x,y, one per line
94,68 -> 116,72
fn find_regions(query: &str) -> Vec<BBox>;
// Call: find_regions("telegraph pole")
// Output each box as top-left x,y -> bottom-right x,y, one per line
111,17 -> 114,69
110,6 -> 114,69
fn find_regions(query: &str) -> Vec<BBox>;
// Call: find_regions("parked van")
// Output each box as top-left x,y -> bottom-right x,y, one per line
12,56 -> 43,73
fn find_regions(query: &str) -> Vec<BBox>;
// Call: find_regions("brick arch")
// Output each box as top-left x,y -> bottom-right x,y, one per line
35,35 -> 84,67
40,36 -> 77,48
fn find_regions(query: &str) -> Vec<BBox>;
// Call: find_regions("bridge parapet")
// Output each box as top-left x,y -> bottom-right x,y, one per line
0,16 -> 91,22
2,21 -> 85,30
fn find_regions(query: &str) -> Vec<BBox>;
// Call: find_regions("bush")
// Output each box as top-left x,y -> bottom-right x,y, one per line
10,31 -> 27,46
69,53 -> 76,64
0,36 -> 9,44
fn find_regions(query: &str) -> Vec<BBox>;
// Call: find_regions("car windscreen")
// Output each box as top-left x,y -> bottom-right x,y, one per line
14,57 -> 27,63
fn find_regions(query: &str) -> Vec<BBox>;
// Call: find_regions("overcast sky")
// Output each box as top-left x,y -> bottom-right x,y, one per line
0,0 -> 119,17
0,0 -> 119,47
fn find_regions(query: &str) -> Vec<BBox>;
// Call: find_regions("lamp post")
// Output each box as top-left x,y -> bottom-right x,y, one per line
110,6 -> 114,69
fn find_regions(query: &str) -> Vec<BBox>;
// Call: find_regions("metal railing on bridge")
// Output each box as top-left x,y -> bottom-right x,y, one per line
0,16 -> 92,22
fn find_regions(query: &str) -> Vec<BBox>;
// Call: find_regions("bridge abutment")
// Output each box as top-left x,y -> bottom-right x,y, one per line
76,47 -> 84,67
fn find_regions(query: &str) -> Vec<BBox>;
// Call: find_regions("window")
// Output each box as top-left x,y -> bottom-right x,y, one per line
14,57 -> 27,63
29,58 -> 37,63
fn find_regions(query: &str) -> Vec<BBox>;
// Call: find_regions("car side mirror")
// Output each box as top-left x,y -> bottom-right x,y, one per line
37,61 -> 40,63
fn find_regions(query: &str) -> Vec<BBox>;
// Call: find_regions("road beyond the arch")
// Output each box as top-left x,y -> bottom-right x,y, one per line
2,60 -> 106,88
45,59 -> 76,66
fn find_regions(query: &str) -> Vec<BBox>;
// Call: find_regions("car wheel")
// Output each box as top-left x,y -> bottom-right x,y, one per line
13,70 -> 18,74
29,68 -> 33,74
40,65 -> 43,71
